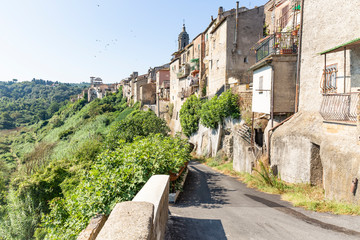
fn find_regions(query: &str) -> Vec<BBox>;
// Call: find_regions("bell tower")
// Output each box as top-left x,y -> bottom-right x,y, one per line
178,24 -> 189,51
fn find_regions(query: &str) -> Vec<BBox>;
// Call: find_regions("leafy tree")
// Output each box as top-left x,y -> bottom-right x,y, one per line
179,95 -> 202,137
0,113 -> 15,129
106,110 -> 169,148
200,90 -> 240,129
37,110 -> 49,121
48,102 -> 60,116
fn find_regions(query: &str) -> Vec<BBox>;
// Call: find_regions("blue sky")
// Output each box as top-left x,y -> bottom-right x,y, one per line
0,0 -> 268,83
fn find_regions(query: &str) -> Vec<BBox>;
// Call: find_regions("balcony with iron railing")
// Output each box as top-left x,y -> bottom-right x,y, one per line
320,93 -> 359,122
318,37 -> 360,123
177,64 -> 190,79
255,32 -> 299,62
177,87 -> 197,99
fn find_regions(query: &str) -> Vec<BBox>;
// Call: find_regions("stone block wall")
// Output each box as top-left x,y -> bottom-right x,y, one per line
238,92 -> 252,112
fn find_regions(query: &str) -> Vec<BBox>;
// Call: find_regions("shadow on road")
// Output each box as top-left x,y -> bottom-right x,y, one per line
165,215 -> 227,240
175,162 -> 232,209
245,194 -> 360,237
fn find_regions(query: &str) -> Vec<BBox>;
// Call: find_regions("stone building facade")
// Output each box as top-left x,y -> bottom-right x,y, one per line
270,0 -> 360,202
205,5 -> 264,97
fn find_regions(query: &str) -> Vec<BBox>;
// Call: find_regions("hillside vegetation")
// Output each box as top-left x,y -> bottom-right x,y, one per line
0,88 -> 191,240
0,79 -> 87,129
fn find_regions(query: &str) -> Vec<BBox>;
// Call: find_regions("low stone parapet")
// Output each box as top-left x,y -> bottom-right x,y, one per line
78,175 -> 170,240
96,202 -> 154,240
133,175 -> 170,240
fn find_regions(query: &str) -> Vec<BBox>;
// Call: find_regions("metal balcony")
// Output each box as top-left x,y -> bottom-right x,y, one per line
255,32 -> 298,62
320,93 -> 359,122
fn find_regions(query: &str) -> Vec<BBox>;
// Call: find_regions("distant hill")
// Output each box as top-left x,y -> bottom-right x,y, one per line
0,79 -> 88,129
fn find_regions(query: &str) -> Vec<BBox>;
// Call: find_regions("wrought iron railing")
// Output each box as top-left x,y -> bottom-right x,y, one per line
236,124 -> 251,144
177,64 -> 190,79
255,32 -> 298,62
320,93 -> 359,122
177,88 -> 197,99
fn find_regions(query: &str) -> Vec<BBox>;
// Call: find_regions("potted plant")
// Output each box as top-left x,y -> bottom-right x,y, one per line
275,27 -> 282,38
280,48 -> 293,54
274,42 -> 280,48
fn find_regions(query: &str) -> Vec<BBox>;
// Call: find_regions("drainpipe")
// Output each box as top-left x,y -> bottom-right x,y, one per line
233,1 -> 239,50
344,47 -> 346,93
157,92 -> 160,117
271,65 -> 275,128
295,0 -> 305,112
251,111 -> 255,147
267,114 -> 294,161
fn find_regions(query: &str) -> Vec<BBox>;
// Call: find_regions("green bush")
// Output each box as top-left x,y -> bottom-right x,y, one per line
41,134 -> 190,239
179,95 -> 202,137
106,110 -> 169,148
200,95 -> 223,129
200,90 -> 240,129
50,116 -> 64,128
59,127 -> 75,140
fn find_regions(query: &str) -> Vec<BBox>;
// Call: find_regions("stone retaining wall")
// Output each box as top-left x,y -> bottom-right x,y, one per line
78,175 -> 170,240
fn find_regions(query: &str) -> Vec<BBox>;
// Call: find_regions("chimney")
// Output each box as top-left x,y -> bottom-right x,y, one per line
218,6 -> 223,15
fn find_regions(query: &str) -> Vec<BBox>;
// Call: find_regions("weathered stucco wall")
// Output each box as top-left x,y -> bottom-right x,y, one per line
190,124 -> 222,157
299,0 -> 360,111
207,20 -> 227,97
270,0 -> 360,203
272,111 -> 360,201
321,139 -> 360,202
140,83 -> 156,105
157,100 -> 171,123
169,59 -> 182,134
226,6 -> 264,85
233,133 -> 255,173
190,117 -> 240,158
271,134 -> 312,183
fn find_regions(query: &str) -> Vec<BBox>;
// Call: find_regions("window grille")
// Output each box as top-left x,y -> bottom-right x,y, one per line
321,64 -> 338,93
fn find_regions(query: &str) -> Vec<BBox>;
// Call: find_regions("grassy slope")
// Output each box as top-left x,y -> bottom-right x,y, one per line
0,96 -> 135,194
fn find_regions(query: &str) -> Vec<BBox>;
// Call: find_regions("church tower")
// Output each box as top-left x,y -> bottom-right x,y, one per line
178,24 -> 189,51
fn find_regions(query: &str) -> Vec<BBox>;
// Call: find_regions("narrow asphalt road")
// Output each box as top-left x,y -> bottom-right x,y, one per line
165,162 -> 360,240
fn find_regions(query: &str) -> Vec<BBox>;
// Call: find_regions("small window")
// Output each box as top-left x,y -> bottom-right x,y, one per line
244,57 -> 248,63
258,76 -> 264,94
321,64 -> 338,93
198,44 -> 200,50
